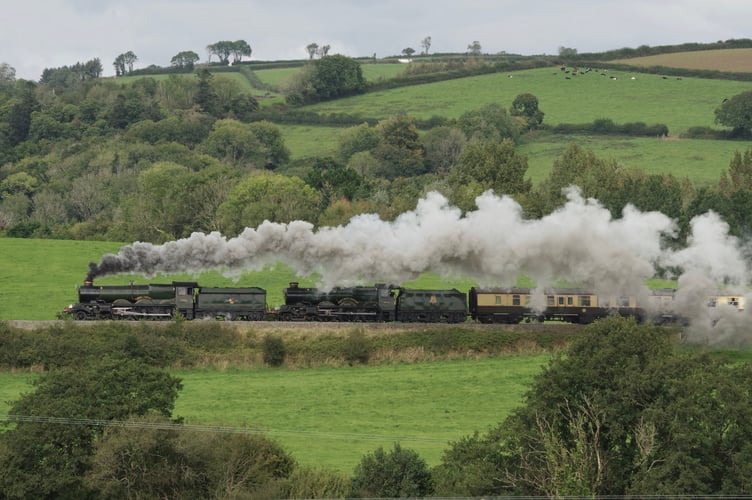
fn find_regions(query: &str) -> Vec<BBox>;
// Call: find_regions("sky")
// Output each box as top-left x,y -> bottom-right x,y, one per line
3,0 -> 752,81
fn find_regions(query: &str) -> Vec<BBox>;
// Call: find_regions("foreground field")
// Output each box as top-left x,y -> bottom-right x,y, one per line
0,355 -> 550,472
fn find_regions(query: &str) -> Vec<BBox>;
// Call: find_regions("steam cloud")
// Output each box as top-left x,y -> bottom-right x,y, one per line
87,187 -> 752,344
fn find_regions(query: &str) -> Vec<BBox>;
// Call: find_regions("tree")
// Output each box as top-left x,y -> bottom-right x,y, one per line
438,316 -> 752,497
170,50 -> 200,71
531,142 -> 626,216
306,42 -> 319,59
40,59 -> 102,89
421,36 -> 432,55
247,120 -> 290,168
282,63 -> 316,105
0,62 -> 15,84
510,93 -> 544,130
310,54 -> 366,100
371,114 -> 425,179
719,148 -> 752,193
715,90 -> 752,137
467,40 -> 482,55
422,126 -> 466,174
337,122 -> 381,162
206,40 -> 249,65
318,44 -> 331,57
217,172 -> 321,234
194,68 -> 218,113
402,47 -> 416,57
6,80 -> 40,145
305,157 -> 367,206
230,39 -> 252,63
86,417 -> 295,498
433,429 -> 507,497
201,118 -> 267,167
211,74 -> 259,119
113,51 -> 137,76
558,46 -> 578,57
0,357 -> 182,498
350,443 -> 434,498
448,138 -> 531,211
457,103 -> 521,143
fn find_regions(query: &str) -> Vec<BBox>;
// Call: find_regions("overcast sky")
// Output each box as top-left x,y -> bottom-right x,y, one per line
4,0 -> 752,81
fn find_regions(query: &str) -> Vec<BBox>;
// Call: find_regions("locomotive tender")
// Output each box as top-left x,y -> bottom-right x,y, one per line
64,280 -> 744,324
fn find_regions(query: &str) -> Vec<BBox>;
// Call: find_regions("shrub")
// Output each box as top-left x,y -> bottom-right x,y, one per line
278,466 -> 349,499
342,329 -> 370,365
349,443 -> 434,498
262,334 -> 286,367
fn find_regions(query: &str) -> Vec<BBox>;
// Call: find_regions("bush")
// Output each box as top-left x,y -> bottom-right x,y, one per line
262,334 -> 286,367
278,466 -> 349,499
342,329 -> 370,365
349,443 -> 434,498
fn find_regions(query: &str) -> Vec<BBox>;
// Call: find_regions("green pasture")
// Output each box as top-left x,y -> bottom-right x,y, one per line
299,67 -> 751,134
172,356 -> 548,472
278,123 -> 744,185
253,63 -> 406,89
0,356 -> 549,472
519,134 -> 746,185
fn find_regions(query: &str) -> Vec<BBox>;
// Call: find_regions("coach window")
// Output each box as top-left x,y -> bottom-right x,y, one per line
525,295 -> 531,305
579,296 -> 591,307
567,296 -> 573,305
495,295 -> 502,304
547,296 -> 554,306
512,295 -> 520,305
558,296 -> 564,306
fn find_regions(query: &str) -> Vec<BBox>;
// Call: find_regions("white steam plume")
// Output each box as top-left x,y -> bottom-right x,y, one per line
87,187 -> 752,344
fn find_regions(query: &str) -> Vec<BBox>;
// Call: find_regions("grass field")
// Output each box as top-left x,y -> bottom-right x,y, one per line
254,62 -> 406,89
0,355 -> 549,472
297,67 -> 750,134
277,123 -> 743,185
617,48 -> 752,73
275,63 -> 752,184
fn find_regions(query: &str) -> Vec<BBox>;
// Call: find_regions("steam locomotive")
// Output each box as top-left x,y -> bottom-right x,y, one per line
64,280 -> 745,324
64,280 -> 468,323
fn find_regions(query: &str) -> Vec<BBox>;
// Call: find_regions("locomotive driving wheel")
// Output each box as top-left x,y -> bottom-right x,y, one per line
74,310 -> 88,321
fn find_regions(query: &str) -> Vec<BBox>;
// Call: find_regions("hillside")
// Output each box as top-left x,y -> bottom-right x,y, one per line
1,44 -> 752,279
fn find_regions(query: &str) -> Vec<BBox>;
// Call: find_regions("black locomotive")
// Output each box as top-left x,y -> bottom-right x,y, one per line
277,282 -> 467,323
66,280 -> 266,321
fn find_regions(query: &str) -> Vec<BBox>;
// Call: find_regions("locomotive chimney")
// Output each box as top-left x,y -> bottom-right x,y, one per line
83,279 -> 93,286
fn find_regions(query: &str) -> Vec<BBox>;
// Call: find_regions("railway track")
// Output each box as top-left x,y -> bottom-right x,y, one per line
4,319 -> 584,333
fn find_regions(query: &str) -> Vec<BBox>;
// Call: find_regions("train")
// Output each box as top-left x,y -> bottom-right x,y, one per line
64,280 -> 745,324
64,280 -> 468,323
